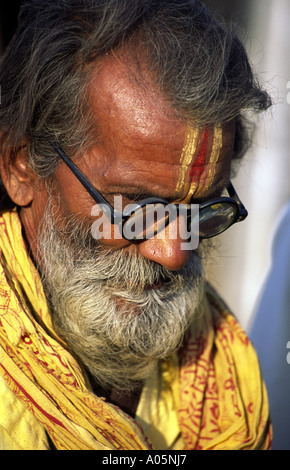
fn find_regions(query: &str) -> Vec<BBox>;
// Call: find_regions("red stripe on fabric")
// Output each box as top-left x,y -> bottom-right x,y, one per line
0,363 -> 68,430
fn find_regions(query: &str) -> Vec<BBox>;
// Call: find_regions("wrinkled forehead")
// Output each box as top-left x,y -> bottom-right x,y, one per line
87,52 -> 235,197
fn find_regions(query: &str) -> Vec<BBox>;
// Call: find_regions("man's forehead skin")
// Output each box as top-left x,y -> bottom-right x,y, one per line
85,52 -> 234,201
86,54 -> 186,197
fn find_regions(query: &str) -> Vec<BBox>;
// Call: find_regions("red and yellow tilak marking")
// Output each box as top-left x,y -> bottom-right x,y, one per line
176,125 -> 224,202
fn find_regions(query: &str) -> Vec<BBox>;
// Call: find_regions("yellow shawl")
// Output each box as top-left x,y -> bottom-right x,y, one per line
0,210 -> 271,450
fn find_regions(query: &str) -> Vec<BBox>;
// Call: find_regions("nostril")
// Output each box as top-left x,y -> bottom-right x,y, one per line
138,237 -> 192,272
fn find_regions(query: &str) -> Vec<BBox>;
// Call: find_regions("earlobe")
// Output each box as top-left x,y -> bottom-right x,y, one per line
0,145 -> 35,207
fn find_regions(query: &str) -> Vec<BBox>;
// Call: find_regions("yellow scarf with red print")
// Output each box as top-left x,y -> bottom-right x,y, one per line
0,210 -> 271,450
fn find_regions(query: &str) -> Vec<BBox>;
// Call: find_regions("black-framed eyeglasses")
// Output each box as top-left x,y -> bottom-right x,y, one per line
51,143 -> 248,241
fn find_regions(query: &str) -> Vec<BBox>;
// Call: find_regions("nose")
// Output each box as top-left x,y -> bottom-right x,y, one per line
138,217 -> 194,271
139,238 -> 192,271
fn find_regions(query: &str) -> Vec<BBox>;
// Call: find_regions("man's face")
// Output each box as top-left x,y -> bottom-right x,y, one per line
22,52 -> 235,392
44,52 -> 235,269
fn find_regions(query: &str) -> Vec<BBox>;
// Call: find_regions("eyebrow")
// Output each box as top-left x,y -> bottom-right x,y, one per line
105,177 -> 229,204
123,191 -> 164,201
102,183 -> 173,201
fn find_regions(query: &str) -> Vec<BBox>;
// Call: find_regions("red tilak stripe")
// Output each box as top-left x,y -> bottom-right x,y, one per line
189,128 -> 208,181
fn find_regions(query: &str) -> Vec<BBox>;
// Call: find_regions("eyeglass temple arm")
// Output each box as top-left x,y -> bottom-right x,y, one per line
227,181 -> 248,220
51,143 -> 116,222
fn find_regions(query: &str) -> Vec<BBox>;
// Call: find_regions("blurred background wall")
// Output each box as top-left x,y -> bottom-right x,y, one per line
0,0 -> 289,449
203,0 -> 290,332
204,2 -> 290,449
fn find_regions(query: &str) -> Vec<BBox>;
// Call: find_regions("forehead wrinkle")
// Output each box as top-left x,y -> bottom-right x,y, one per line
91,129 -> 185,185
97,160 -> 180,199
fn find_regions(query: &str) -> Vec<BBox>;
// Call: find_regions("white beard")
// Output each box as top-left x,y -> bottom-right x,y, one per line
37,200 -> 207,393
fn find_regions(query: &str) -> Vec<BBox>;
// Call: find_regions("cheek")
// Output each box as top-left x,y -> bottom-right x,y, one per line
51,171 -> 130,248
52,163 -> 93,217
90,206 -> 131,249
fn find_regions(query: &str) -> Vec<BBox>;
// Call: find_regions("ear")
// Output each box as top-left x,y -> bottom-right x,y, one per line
0,145 -> 36,207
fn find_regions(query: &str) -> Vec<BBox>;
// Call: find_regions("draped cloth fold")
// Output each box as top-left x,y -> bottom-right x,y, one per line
0,210 -> 271,450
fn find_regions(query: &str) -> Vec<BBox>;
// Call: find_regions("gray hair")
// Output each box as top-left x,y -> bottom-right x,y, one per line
0,0 -> 271,209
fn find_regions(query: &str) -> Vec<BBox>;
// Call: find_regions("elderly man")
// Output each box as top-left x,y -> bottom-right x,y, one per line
0,0 -> 272,450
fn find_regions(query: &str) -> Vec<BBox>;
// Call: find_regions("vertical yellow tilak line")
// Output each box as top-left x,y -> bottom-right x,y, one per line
175,125 -> 223,202
175,126 -> 200,194
205,125 -> 223,190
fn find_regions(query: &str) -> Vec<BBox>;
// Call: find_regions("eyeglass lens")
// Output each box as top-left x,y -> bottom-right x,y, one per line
123,203 -> 172,240
121,202 -> 238,240
197,202 -> 238,238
